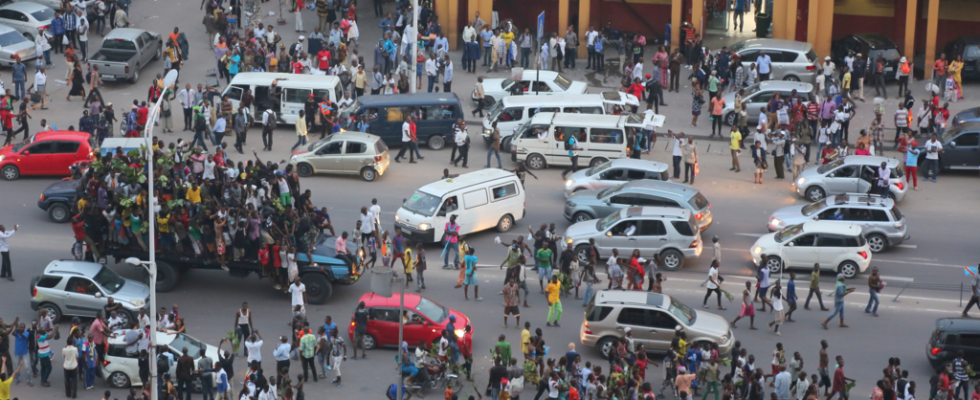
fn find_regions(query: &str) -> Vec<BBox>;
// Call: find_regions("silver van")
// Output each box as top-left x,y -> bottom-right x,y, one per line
30,260 -> 150,325
563,180 -> 713,230
728,39 -> 820,82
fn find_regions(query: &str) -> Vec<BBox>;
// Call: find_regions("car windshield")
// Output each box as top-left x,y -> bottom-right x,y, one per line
801,199 -> 828,216
31,8 -> 54,21
596,211 -> 621,231
307,138 -> 329,152
587,160 -> 613,176
727,40 -> 747,53
817,158 -> 844,174
402,190 -> 442,217
486,101 -> 506,121
741,83 -> 763,98
93,266 -> 126,294
688,192 -> 709,210
774,224 -> 804,243
415,297 -> 448,323
668,297 -> 696,325
0,31 -> 26,47
169,334 -> 207,354
942,125 -> 963,143
597,183 -> 628,199
501,78 -> 515,90
553,73 -> 573,91
101,38 -> 137,51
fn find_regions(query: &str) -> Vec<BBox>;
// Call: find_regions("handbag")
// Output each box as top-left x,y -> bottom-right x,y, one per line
31,93 -> 41,103
62,35 -> 69,45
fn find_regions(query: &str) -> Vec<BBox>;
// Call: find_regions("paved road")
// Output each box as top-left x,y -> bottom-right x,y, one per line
0,0 -> 977,399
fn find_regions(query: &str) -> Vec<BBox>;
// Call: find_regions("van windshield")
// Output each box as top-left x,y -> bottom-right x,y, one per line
486,101 -> 506,121
403,190 -> 442,217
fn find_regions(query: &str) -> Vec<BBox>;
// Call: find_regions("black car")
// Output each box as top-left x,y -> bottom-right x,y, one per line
915,121 -> 980,172
943,35 -> 980,80
950,107 -> 980,127
928,318 -> 980,371
38,179 -> 79,223
831,33 -> 902,81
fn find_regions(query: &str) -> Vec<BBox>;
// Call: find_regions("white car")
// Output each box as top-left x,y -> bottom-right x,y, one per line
474,70 -> 589,106
750,221 -> 872,278
102,330 -> 226,391
0,24 -> 37,66
0,2 -> 55,40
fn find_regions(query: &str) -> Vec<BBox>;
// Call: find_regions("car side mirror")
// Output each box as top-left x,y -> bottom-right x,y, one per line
606,231 -> 612,237
423,321 -> 429,327
949,141 -> 956,147
402,198 -> 407,205
94,292 -> 103,298
787,242 -> 795,247
22,151 -> 29,155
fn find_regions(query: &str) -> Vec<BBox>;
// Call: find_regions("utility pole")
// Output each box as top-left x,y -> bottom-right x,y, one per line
409,0 -> 419,94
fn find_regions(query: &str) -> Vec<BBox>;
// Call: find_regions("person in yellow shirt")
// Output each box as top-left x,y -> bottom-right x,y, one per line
403,246 -> 415,288
545,275 -> 562,327
500,29 -> 515,67
841,66 -> 852,95
291,110 -> 308,152
157,213 -> 172,251
185,182 -> 202,204
729,125 -> 742,172
520,322 -> 531,356
0,357 -> 24,400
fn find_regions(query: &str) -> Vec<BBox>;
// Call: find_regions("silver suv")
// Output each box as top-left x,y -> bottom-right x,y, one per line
563,180 -> 713,230
767,194 -> 908,253
728,39 -> 820,82
31,260 -> 150,325
581,290 -> 734,357
564,207 -> 703,271
564,159 -> 669,198
794,156 -> 908,202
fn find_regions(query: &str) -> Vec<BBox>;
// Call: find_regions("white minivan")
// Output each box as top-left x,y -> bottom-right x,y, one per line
220,72 -> 343,125
511,112 -> 664,170
483,92 -> 640,148
394,169 -> 525,243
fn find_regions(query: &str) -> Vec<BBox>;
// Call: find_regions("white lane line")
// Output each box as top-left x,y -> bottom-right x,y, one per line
733,233 -> 764,237
880,275 -> 914,282
895,244 -> 918,249
873,258 -> 966,269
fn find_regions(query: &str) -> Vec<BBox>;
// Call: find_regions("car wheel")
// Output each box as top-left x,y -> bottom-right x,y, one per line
572,212 -> 593,223
886,191 -> 896,201
660,249 -> 684,271
589,157 -> 608,168
108,371 -> 131,388
838,261 -> 859,278
496,214 -> 514,232
192,376 -> 204,393
301,273 -> 334,304
153,46 -> 163,61
296,163 -> 314,177
155,261 -> 180,292
48,203 -> 71,223
526,154 -> 546,170
765,256 -> 783,274
116,310 -> 134,330
725,112 -> 737,126
362,334 -> 378,350
501,136 -> 513,153
1,165 -> 20,180
130,67 -> 139,84
484,96 -> 496,107
427,135 -> 446,150
598,337 -> 618,358
39,303 -> 62,323
360,167 -> 378,182
784,75 -> 801,82
866,234 -> 888,253
575,244 -> 593,264
805,186 -> 826,202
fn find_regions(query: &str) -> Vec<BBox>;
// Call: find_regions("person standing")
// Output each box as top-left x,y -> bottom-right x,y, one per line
393,115 -> 415,163
923,133 -> 942,182
756,51 -> 772,82
804,264 -> 827,311
864,267 -> 882,317
785,273 -> 798,322
502,278 -> 521,328
462,246 -> 481,301
560,129 -> 582,180
821,274 -> 855,329
442,55 -> 453,92
730,126 -> 742,172
63,341 -> 78,398
176,347 -> 194,400
0,225 -> 17,281
681,136 -> 697,184
827,356 -> 855,400
10,58 -> 25,101
709,92 -> 725,137
291,110 -> 308,151
328,327 -> 345,387
669,131 -> 684,180
703,260 -> 723,309
545,275 -> 562,327
771,131 -> 786,180
564,26 -> 577,69
472,77 -> 485,117
452,124 -> 469,168
351,302 -> 368,359
767,283 -> 785,335
299,324 -> 317,382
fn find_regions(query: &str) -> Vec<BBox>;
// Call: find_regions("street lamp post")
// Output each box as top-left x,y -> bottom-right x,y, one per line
409,0 -> 419,94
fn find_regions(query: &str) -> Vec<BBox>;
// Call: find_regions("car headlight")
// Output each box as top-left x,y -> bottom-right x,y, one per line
418,223 -> 430,231
455,329 -> 466,338
0,155 -> 4,162
565,201 -> 576,208
484,129 -> 492,135
130,299 -> 145,308
290,155 -> 297,162
796,177 -> 806,186
566,237 -> 573,244
770,218 -> 782,227
753,246 -> 762,255
565,180 -> 574,187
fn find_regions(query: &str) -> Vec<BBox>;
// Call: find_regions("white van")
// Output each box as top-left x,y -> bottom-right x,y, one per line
394,169 -> 525,243
220,72 -> 343,125
482,92 -> 640,146
510,112 -> 664,169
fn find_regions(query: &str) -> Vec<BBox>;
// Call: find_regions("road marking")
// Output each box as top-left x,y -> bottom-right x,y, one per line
873,258 -> 966,269
733,233 -> 764,237
880,275 -> 914,282
895,244 -> 918,249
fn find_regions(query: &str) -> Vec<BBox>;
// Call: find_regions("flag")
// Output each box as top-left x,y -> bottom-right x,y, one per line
965,266 -> 978,277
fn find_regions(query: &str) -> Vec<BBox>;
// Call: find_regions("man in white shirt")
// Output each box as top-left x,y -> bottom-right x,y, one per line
452,123 -> 469,168
703,260 -> 723,309
75,11 -> 89,61
874,161 -> 891,197
393,115 -> 415,163
0,224 -> 18,280
32,68 -> 47,110
822,56 -> 836,79
212,116 -> 227,146
669,131 -> 684,180
177,84 -> 196,131
442,55 -> 453,92
338,92 -> 354,110
425,53 -> 438,93
585,26 -> 598,69
288,277 -> 307,312
756,51 -> 772,81
924,133 -> 942,182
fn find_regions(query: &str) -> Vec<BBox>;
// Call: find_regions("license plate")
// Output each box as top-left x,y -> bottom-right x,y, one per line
884,67 -> 894,73
116,75 -> 128,79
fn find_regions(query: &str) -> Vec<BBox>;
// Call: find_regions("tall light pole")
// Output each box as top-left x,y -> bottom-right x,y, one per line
131,69 -> 179,400
409,0 -> 419,94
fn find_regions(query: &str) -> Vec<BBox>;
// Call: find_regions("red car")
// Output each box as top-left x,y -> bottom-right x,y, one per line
347,293 -> 472,350
0,131 -> 94,180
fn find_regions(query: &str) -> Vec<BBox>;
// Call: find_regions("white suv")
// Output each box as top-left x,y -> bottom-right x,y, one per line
750,221 -> 871,278
102,330 -> 224,391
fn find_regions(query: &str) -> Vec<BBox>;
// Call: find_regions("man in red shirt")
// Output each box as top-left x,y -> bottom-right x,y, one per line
317,48 -> 331,71
0,109 -> 13,147
136,102 -> 149,130
829,355 -> 855,400
458,325 -> 472,381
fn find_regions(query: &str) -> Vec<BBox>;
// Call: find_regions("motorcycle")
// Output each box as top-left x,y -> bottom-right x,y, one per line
403,356 -> 458,391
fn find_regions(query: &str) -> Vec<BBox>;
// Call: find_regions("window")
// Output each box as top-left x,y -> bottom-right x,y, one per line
318,141 -> 343,155
421,105 -> 456,120
847,209 -> 874,222
439,196 -> 459,214
781,51 -> 801,63
737,50 -> 760,62
817,235 -> 847,247
226,85 -> 246,101
135,36 -> 146,50
633,195 -> 667,207
590,128 -> 624,144
647,170 -> 669,181
598,169 -> 626,181
386,107 -> 406,122
538,107 -> 560,114
54,141 -> 80,154
609,194 -> 635,205
586,305 -> 613,322
462,189 -> 488,209
25,141 -> 54,154
36,276 -> 63,288
578,106 -> 604,114
626,169 -> 646,180
610,221 -> 636,235
0,10 -> 17,20
818,208 -> 845,221
688,193 -> 709,210
65,277 -> 99,296
497,107 -> 524,122
792,234 -> 816,246
313,88 -> 333,103
285,88 -> 312,103
636,219 -> 667,236
967,46 -> 980,59
671,221 -> 696,236
369,308 -> 399,322
960,334 -> 980,348
554,126 -> 586,142
616,308 -> 651,327
492,183 -> 518,201
831,166 -> 856,178
140,32 -> 155,44
345,141 -> 366,154
955,133 -> 980,147
648,310 -> 677,329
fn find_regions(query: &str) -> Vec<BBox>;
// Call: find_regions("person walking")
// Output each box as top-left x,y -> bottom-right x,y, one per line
452,125 -> 469,168
63,341 -> 78,398
767,283 -> 785,335
864,267 -> 882,317
393,115 -> 416,163
545,275 -> 562,327
923,133 -> 942,182
702,260 -> 724,310
486,125 -> 502,168
730,281 -> 756,330
299,325 -> 317,382
963,266 -> 980,317
804,264 -> 828,311
291,110 -> 308,151
328,327 -> 345,387
462,246 -> 481,301
472,77 -> 485,117
351,302 -> 368,359
821,274 -> 855,329
0,224 -> 17,281
730,126 -> 742,172
785,273 -> 798,322
560,129 -> 582,180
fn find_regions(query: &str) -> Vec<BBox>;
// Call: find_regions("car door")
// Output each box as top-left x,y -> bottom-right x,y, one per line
825,165 -> 859,194
550,126 -> 586,164
815,234 -> 848,267
782,233 -> 819,268
597,220 -> 638,253
51,141 -> 82,175
857,166 -> 877,194
63,277 -> 107,317
139,32 -> 157,64
634,219 -> 669,257
745,92 -> 773,123
946,132 -> 980,169
312,141 -> 344,172
402,309 -> 439,346
281,88 -> 312,124
367,307 -> 399,346
0,10 -> 27,34
341,140 -> 370,175
601,193 -> 637,216
613,307 -> 660,350
416,104 -> 456,143
647,309 -> 682,349
19,140 -> 55,175
594,168 -> 628,188
588,127 -> 626,161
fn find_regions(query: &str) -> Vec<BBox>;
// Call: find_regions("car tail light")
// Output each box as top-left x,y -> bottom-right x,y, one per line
374,155 -> 382,162
894,182 -> 904,190
689,240 -> 699,248
39,25 -> 49,30
583,321 -> 592,335
708,204 -> 712,209
694,212 -> 703,220
932,347 -> 942,356
858,251 -> 868,259
32,287 -> 37,297
806,65 -> 816,71
39,194 -> 44,202
125,65 -> 130,74
103,360 -> 111,367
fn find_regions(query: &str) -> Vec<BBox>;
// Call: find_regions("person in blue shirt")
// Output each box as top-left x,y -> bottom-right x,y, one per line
821,274 -> 855,329
463,247 -> 481,301
664,22 -> 671,53
733,0 -> 747,32
479,26 -> 493,66
560,128 -> 582,180
11,58 -> 26,100
379,13 -> 394,34
785,273 -> 798,322
593,33 -> 605,73
12,323 -> 30,385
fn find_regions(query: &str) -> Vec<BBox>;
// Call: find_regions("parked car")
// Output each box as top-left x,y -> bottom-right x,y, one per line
831,34 -> 902,81
721,81 -> 815,126
943,36 -> 980,80
793,156 -> 907,202
564,158 -> 669,197
339,93 -> 463,150
564,206 -> 703,271
289,131 -> 391,181
16,0 -> 98,19
346,292 -> 472,350
927,318 -> 980,371
0,2 -> 53,40
38,179 -> 80,222
766,194 -> 908,253
750,221 -> 872,278
475,70 -> 589,106
90,28 -> 163,83
581,290 -> 733,357
0,130 -> 95,180
30,260 -> 150,324
950,107 -> 980,127
0,23 -> 36,66
102,330 -> 226,391
914,122 -> 980,172
564,180 -> 713,230
728,38 -> 820,82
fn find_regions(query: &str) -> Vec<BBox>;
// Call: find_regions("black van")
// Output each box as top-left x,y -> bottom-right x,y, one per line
927,318 -> 980,371
342,93 -> 463,150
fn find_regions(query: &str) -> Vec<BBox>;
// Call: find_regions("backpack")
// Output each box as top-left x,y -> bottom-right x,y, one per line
194,114 -> 207,131
266,111 -> 278,129
157,354 -> 170,373
899,62 -> 910,75
564,134 -> 574,150
288,42 -> 300,58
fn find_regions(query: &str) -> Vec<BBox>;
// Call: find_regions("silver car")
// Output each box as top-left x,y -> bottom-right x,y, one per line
563,180 -> 713,230
728,39 -> 820,82
721,81 -> 815,126
30,260 -> 150,325
794,156 -> 908,202
564,207 -> 703,271
0,2 -> 54,41
288,131 -> 392,181
564,158 -> 668,198
0,24 -> 36,66
767,194 -> 908,253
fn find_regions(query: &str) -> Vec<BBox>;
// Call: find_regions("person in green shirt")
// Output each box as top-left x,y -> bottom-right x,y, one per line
494,334 -> 512,366
536,243 -> 553,293
708,70 -> 720,97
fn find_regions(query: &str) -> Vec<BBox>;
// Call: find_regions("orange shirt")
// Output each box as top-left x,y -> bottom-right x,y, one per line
711,98 -> 725,115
